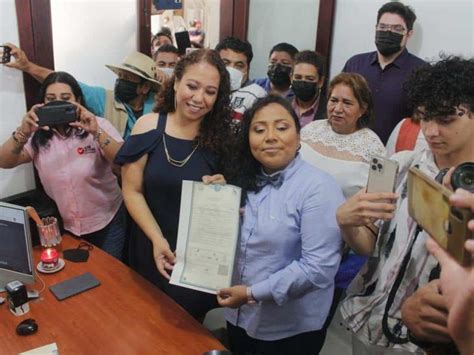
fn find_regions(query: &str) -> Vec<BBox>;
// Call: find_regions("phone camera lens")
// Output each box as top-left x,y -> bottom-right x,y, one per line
372,158 -> 378,164
451,162 -> 474,192
377,163 -> 383,170
371,165 -> 377,171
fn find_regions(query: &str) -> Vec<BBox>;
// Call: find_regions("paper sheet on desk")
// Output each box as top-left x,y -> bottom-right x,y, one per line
170,181 -> 241,294
19,342 -> 58,354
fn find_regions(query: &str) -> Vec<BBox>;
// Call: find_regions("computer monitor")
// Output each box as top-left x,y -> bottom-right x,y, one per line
0,202 -> 35,292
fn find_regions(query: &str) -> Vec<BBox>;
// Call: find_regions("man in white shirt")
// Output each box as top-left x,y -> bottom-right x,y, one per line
215,37 -> 266,122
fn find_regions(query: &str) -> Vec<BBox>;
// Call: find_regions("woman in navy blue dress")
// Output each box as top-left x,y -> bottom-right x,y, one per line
116,49 -> 233,320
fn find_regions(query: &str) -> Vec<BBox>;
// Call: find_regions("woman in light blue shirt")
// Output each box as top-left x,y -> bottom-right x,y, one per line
218,95 -> 344,355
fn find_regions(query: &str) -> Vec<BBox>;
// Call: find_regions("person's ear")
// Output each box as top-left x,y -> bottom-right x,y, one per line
406,29 -> 414,40
317,76 -> 325,88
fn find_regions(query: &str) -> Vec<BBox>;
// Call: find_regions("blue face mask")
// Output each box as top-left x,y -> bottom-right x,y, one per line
114,78 -> 139,103
159,67 -> 174,78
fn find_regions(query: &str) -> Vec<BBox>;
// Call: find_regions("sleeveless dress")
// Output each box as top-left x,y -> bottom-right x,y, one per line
115,112 -> 219,319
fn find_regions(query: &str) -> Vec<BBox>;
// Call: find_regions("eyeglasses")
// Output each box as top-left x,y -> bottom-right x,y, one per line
376,23 -> 407,35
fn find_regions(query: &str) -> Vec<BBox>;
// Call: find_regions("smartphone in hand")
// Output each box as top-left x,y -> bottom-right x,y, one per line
175,31 -> 192,56
1,45 -> 12,64
408,167 -> 473,265
36,101 -> 77,127
366,155 -> 399,193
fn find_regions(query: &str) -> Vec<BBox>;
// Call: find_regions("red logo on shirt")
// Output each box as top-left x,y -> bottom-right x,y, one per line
77,145 -> 96,155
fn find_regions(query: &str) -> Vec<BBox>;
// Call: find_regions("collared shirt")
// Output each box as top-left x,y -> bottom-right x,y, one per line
230,83 -> 267,122
342,49 -> 425,144
79,82 -> 155,139
292,96 -> 321,128
225,155 -> 344,340
340,149 -> 440,352
23,117 -> 123,236
254,77 -> 295,101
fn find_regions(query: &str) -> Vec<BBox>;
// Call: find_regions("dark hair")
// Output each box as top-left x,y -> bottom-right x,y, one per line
32,71 -> 88,152
215,37 -> 254,66
152,28 -> 173,44
269,43 -> 298,59
377,2 -> 417,31
153,44 -> 179,61
406,55 -> 474,120
153,49 -> 233,155
225,95 -> 300,193
328,72 -> 374,129
294,50 -> 326,79
156,44 -> 179,55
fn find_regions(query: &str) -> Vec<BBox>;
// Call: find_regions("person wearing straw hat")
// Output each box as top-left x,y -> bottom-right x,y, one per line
3,44 -> 161,138
104,51 -> 161,137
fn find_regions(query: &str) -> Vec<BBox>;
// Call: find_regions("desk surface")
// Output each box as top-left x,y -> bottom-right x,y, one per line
0,236 -> 224,354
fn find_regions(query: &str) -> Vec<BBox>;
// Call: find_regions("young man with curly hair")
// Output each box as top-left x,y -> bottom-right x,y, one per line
336,56 -> 474,354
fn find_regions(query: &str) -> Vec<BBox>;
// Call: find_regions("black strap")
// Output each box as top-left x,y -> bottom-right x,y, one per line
157,112 -> 167,132
381,225 -> 422,344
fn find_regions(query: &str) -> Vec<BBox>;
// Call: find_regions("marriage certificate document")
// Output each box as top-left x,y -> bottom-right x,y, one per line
170,181 -> 241,294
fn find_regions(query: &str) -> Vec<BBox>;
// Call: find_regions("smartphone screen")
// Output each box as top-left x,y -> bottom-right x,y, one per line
175,31 -> 191,56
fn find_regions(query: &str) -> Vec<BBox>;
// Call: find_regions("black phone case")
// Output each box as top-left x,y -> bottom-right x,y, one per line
175,31 -> 191,55
36,103 -> 77,126
1,46 -> 11,64
49,272 -> 100,301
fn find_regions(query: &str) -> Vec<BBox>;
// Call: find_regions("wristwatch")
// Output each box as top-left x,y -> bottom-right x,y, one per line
246,287 -> 256,305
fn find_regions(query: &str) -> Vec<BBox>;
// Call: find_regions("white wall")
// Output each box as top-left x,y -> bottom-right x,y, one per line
331,0 -> 474,78
0,0 -> 36,199
203,0 -> 221,49
247,0 -> 320,80
51,0 -> 138,89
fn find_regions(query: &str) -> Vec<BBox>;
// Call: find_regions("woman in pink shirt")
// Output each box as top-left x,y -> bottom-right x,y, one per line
0,72 -> 125,259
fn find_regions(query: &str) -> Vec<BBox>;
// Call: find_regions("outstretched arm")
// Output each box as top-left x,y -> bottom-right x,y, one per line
4,43 -> 53,82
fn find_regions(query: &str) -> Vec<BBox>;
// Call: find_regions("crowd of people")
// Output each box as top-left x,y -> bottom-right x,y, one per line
1,1 -> 473,354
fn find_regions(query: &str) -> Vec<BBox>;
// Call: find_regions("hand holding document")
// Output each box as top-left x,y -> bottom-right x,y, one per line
170,181 -> 241,294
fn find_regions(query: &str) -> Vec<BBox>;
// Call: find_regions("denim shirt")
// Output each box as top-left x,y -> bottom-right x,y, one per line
225,155 -> 344,340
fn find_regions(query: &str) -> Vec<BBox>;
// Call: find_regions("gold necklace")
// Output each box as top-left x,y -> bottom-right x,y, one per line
162,134 -> 199,168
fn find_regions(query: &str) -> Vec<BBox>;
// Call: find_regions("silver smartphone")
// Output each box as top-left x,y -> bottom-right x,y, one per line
366,155 -> 399,193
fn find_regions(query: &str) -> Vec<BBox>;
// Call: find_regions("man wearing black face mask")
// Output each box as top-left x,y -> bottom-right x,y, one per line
291,50 -> 326,127
342,2 -> 425,144
255,42 -> 298,100
104,52 -> 161,138
4,45 -> 160,139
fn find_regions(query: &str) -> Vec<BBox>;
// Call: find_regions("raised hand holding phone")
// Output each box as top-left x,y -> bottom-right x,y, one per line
366,155 -> 399,193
